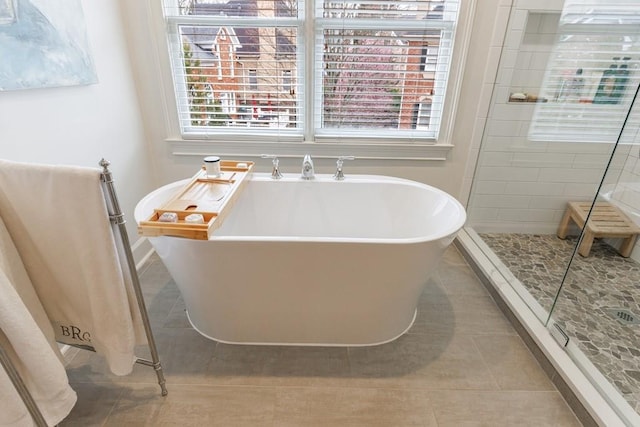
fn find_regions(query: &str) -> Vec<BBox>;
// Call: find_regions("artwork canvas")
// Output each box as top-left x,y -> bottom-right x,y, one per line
0,0 -> 97,91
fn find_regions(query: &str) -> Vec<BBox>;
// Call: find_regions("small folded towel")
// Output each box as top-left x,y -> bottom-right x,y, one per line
0,216 -> 77,427
0,159 -> 146,376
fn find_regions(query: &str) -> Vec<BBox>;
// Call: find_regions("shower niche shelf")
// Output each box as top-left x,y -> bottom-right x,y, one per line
138,160 -> 254,240
502,3 -> 639,143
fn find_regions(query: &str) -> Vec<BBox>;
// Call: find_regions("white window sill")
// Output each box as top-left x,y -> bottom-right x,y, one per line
168,138 -> 453,161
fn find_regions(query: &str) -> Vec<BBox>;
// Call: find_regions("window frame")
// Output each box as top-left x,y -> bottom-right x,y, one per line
159,0 -> 475,160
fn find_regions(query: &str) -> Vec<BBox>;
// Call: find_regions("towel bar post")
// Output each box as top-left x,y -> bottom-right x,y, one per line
99,159 -> 168,396
0,336 -> 48,427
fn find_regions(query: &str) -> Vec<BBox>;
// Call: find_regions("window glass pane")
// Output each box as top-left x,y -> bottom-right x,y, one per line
176,23 -> 299,130
164,0 -> 459,140
320,28 -> 443,133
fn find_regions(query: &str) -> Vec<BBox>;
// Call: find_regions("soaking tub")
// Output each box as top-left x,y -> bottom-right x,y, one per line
135,173 -> 466,346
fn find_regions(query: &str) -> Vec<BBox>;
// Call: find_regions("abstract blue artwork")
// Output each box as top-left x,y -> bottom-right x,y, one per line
0,0 -> 97,91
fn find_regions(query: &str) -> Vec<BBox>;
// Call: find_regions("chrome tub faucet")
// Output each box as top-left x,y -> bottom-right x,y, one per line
301,154 -> 314,180
261,154 -> 283,179
333,156 -> 354,180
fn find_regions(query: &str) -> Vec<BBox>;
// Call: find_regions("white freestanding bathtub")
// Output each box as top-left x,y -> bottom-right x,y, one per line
135,173 -> 466,346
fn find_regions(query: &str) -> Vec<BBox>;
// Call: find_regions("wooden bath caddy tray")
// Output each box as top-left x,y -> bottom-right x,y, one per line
138,160 -> 254,240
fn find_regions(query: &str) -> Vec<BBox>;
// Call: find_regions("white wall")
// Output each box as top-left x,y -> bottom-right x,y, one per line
0,0 -> 155,257
119,0 -> 509,204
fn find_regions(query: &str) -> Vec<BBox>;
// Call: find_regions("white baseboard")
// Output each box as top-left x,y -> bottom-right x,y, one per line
131,236 -> 155,270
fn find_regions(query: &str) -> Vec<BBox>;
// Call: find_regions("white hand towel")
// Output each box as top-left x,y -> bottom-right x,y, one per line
0,159 -> 146,376
0,216 -> 76,427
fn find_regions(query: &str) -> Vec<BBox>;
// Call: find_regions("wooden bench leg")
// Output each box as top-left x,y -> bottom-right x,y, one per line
557,207 -> 573,239
578,229 -> 595,257
619,235 -> 637,258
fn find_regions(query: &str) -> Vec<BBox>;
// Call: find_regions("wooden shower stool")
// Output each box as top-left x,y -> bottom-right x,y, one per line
557,201 -> 640,257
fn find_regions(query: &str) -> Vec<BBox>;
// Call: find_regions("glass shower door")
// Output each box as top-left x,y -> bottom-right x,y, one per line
464,0 -> 640,423
465,0 -> 624,323
547,81 -> 640,425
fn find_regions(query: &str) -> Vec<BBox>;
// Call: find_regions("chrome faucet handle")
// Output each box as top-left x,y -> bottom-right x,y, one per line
301,154 -> 315,180
261,154 -> 283,180
334,156 -> 354,181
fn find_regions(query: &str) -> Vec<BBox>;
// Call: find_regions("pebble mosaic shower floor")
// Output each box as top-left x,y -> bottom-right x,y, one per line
479,233 -> 640,415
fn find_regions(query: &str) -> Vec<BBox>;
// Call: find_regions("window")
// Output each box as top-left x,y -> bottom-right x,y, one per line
163,0 -> 460,141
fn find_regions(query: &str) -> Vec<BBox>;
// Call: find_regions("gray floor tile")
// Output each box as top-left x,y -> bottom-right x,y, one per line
436,263 -> 491,296
472,334 -> 556,391
347,333 -> 498,390
412,286 -> 515,336
273,387 -> 437,426
205,343 -> 353,387
103,384 -> 277,426
427,390 -> 582,426
58,383 -> 123,426
58,251 -> 584,426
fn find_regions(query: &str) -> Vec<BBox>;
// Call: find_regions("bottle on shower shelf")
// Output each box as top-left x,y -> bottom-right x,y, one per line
556,68 -> 584,102
614,57 -> 631,99
566,68 -> 584,102
594,57 -> 621,104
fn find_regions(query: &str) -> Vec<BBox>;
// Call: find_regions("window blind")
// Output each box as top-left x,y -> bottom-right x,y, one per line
164,0 -> 302,137
529,0 -> 640,143
163,0 -> 460,141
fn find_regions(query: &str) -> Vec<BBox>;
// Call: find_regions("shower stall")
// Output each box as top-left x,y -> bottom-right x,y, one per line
459,0 -> 640,425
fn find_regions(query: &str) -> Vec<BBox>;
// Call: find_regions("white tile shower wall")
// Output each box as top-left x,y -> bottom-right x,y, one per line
460,1 -> 515,204
509,9 -> 528,32
600,141 -> 640,261
497,208 -> 557,223
469,138 -> 617,234
504,182 -> 565,196
508,13 -> 559,95
609,141 -> 640,220
467,0 -> 626,234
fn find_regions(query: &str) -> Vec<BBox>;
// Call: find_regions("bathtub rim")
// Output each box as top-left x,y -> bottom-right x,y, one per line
135,172 -> 467,244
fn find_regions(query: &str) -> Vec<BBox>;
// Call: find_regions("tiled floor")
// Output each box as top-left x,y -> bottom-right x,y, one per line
479,233 -> 640,415
60,246 -> 583,426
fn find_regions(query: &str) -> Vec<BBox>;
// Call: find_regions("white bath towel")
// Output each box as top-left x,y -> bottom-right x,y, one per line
0,159 -> 146,376
0,216 -> 59,358
0,216 -> 77,427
